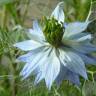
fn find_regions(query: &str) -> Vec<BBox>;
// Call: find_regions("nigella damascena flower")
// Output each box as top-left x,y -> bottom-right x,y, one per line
14,2 -> 96,89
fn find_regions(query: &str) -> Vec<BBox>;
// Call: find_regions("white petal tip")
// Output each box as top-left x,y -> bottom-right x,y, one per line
15,59 -> 21,62
51,2 -> 65,23
58,2 -> 64,5
13,44 -> 16,47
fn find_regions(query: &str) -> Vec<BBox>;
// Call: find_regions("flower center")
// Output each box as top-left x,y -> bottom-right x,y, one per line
42,17 -> 64,48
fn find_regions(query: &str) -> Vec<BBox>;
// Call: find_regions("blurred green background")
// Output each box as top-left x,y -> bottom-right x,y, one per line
0,0 -> 96,96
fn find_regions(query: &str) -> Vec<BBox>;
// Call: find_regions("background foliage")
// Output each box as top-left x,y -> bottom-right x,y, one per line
0,0 -> 96,96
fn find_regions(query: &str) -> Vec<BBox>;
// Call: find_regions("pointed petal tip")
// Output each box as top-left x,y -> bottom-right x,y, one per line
13,43 -> 16,47
19,73 -> 25,81
83,72 -> 88,80
20,72 -> 27,80
51,1 -> 65,23
20,71 -> 23,77
58,1 -> 64,5
34,79 -> 38,85
76,82 -> 81,86
47,85 -> 52,90
13,43 -> 21,47
15,59 -> 20,62
13,43 -> 20,48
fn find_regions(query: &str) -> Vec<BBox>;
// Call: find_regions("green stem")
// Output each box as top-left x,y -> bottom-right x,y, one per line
86,0 -> 92,21
8,47 -> 17,96
9,55 -> 16,96
81,80 -> 86,96
1,5 -> 8,29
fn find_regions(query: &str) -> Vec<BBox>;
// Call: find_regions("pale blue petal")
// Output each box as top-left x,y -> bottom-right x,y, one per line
14,40 -> 43,51
69,33 -> 91,40
66,71 -> 80,86
34,47 -> 53,76
69,33 -> 92,42
64,22 -> 89,37
17,47 -> 44,62
64,23 -> 68,28
74,34 -> 91,42
33,47 -> 52,83
34,72 -> 44,84
59,49 -> 87,79
28,29 -> 44,42
62,37 -> 80,48
43,49 -> 60,89
20,52 -> 42,79
20,47 -> 51,79
62,33 -> 92,50
20,47 -> 48,79
62,37 -> 96,53
28,20 -> 45,42
56,65 -> 80,86
17,52 -> 34,62
33,20 -> 42,33
51,2 -> 65,23
34,47 -> 60,88
71,43 -> 96,54
78,53 -> 96,65
62,47 -> 96,65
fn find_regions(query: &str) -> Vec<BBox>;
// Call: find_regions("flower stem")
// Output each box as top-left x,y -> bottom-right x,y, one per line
9,56 -> 17,96
8,48 -> 18,96
1,5 -> 8,29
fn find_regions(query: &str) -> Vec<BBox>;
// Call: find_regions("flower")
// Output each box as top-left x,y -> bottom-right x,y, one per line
14,2 -> 96,89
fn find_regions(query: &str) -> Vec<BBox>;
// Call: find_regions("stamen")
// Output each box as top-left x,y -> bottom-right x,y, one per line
42,16 -> 64,47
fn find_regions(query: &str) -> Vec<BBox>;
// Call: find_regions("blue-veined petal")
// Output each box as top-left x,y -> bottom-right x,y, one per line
62,33 -> 90,48
33,20 -> 42,33
62,37 -> 79,47
20,46 -> 51,79
62,35 -> 96,53
28,29 -> 44,42
37,48 -> 60,89
34,48 -> 53,86
78,53 -> 96,65
51,2 -> 65,23
64,23 -> 67,28
68,33 -> 92,42
59,49 -> 87,79
71,43 -> 96,54
17,47 -> 44,62
62,33 -> 92,48
41,48 -> 60,89
66,71 -> 80,86
17,52 -> 34,62
14,40 -> 44,51
64,22 -> 89,37
34,72 -> 44,85
74,34 -> 92,42
28,20 -> 45,42
20,53 -> 43,79
56,65 -> 80,86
